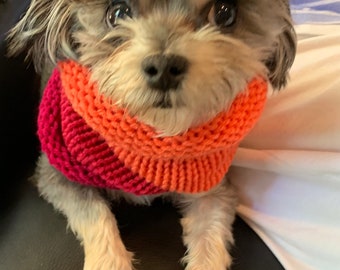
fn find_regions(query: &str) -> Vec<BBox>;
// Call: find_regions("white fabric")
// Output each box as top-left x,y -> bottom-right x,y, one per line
290,0 -> 340,24
230,25 -> 340,270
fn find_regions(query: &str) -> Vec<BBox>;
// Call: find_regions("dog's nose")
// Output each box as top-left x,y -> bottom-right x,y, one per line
142,54 -> 188,91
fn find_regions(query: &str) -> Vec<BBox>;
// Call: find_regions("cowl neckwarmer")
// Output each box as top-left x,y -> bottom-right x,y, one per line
38,61 -> 267,195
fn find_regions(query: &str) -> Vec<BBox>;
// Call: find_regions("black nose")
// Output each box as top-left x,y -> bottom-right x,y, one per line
142,54 -> 189,91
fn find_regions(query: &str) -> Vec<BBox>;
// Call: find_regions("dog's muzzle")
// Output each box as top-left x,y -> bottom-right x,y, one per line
142,54 -> 189,92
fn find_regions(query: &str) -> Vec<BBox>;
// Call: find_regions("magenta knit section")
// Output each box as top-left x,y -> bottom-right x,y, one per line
38,69 -> 164,195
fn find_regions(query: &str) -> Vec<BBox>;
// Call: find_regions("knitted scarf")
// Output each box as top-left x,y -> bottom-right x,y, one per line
38,61 -> 267,195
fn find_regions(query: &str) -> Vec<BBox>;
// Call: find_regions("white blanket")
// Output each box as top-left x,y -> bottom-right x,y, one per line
230,24 -> 340,270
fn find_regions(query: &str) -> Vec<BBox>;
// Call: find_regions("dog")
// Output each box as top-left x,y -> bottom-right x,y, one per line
8,0 -> 296,269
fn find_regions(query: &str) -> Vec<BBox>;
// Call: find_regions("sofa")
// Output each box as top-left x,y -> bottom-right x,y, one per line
0,0 -> 284,269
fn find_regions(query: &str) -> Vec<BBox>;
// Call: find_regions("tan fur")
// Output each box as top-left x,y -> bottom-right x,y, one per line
8,0 -> 295,134
87,19 -> 265,135
8,0 -> 296,269
179,181 -> 238,270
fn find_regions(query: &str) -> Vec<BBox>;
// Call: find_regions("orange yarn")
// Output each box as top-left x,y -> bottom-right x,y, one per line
59,61 -> 267,193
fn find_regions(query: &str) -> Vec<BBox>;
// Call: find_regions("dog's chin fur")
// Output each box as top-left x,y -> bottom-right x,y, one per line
8,0 -> 296,269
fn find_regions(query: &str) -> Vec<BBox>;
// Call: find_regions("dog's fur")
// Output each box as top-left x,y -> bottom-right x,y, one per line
8,1 -> 296,269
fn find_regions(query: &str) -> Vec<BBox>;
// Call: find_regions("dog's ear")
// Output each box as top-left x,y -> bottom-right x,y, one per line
7,0 -> 75,72
266,0 -> 296,90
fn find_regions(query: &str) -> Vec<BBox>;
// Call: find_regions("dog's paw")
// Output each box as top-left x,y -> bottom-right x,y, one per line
182,248 -> 232,270
83,250 -> 135,270
184,259 -> 232,270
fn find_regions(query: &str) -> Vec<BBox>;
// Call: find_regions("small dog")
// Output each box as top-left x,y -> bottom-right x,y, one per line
8,0 -> 296,269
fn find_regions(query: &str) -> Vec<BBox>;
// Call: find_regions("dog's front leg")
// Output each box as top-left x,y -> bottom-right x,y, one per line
35,154 -> 134,270
179,180 -> 237,270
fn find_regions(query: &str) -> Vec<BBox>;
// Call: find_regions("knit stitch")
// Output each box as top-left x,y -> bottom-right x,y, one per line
39,70 -> 163,195
38,60 -> 267,195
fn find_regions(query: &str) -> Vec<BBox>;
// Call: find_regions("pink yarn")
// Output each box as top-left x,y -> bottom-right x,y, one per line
38,62 -> 267,195
38,69 -> 163,195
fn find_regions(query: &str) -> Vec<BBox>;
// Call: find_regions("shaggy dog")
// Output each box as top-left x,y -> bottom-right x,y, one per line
8,0 -> 296,269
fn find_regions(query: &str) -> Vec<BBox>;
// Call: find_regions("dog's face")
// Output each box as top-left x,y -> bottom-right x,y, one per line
8,0 -> 296,135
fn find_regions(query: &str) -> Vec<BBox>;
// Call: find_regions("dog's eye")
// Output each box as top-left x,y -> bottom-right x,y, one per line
208,0 -> 237,29
106,1 -> 132,27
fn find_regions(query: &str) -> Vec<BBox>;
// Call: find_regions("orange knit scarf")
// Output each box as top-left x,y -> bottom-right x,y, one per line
58,61 -> 267,193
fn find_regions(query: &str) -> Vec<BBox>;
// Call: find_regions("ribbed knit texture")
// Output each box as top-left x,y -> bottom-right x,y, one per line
38,60 -> 267,195
39,69 -> 162,194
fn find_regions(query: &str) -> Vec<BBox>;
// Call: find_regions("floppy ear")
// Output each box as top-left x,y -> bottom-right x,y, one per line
266,0 -> 297,89
7,0 -> 75,72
